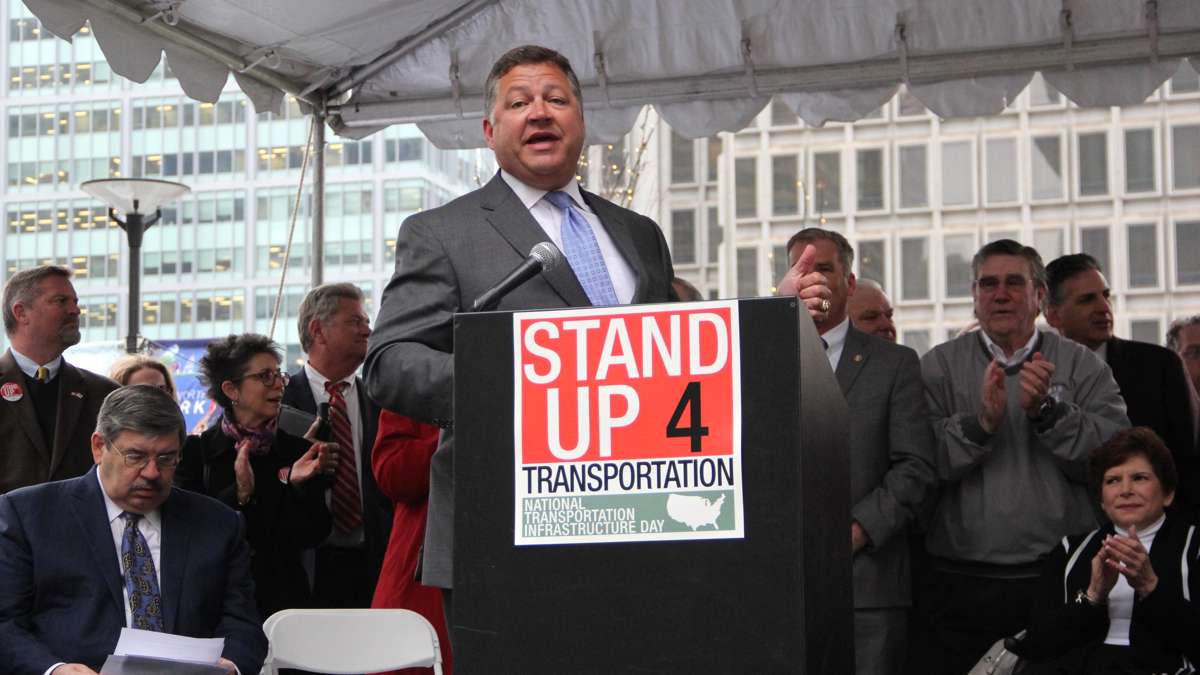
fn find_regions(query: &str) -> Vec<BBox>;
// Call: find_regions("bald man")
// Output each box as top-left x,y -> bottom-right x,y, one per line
847,279 -> 896,342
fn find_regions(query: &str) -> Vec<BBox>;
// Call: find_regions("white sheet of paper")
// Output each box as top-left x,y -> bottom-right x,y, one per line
113,628 -> 225,663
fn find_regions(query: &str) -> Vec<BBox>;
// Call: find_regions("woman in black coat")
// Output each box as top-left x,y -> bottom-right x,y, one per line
1018,427 -> 1200,674
178,334 -> 335,621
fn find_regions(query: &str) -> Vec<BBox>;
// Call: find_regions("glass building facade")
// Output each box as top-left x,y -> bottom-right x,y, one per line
0,0 -> 491,366
658,67 -> 1200,353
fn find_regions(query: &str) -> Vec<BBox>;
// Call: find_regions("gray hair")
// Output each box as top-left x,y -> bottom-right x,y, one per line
1167,315 -> 1200,352
785,227 -> 855,273
3,265 -> 71,335
971,239 -> 1046,289
297,282 -> 365,352
95,385 -> 185,446
483,45 -> 583,123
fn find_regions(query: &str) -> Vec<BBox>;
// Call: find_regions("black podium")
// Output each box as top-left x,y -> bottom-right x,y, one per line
451,296 -> 852,673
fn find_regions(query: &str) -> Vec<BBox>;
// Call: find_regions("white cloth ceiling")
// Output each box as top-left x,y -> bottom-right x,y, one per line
23,0 -> 1200,148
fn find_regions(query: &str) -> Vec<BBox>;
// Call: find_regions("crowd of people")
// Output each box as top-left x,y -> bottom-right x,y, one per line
1,43 -> 1199,675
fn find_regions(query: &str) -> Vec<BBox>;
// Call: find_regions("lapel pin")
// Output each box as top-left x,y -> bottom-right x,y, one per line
853,354 -> 863,363
1,382 -> 23,402
69,391 -> 84,399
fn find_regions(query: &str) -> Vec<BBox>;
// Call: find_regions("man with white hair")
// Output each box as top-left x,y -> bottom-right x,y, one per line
847,279 -> 896,342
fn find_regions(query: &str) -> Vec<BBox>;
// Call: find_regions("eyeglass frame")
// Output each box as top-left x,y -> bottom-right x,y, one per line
972,273 -> 1038,295
106,441 -> 182,470
231,368 -> 290,388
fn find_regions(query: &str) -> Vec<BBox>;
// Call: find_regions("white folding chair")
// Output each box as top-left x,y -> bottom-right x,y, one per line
260,608 -> 444,675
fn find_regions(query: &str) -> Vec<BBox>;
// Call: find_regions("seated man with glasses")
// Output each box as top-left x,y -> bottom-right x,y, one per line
913,239 -> 1129,675
0,385 -> 267,675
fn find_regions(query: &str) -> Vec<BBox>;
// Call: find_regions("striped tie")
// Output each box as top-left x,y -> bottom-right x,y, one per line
324,381 -> 362,533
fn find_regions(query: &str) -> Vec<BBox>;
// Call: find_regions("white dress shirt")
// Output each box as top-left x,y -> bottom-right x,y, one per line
980,329 -> 1040,368
304,362 -> 365,547
499,170 -> 637,305
9,347 -> 63,381
822,318 -> 851,372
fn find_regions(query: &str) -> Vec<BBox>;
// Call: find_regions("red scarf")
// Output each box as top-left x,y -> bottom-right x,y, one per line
219,412 -> 276,456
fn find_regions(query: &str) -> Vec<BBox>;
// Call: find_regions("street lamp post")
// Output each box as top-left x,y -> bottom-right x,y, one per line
80,178 -> 190,354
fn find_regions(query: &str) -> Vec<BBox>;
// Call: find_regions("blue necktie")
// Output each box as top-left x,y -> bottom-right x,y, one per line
544,191 -> 619,306
120,512 -> 164,631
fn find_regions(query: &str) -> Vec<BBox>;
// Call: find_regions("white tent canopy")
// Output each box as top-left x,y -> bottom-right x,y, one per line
23,0 -> 1200,148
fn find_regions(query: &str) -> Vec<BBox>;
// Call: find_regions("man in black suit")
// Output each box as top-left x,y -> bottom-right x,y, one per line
283,282 -> 388,608
779,229 -> 935,675
1045,253 -> 1198,516
1,265 -> 118,494
363,45 -> 684,593
0,385 -> 266,674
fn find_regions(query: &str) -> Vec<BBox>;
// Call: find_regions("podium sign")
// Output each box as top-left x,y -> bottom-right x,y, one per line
513,301 -> 743,545
453,297 -> 852,673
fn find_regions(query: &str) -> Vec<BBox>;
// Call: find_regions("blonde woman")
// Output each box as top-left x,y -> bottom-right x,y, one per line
109,354 -> 177,399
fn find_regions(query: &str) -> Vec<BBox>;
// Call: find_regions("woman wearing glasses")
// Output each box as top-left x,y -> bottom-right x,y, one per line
177,333 -> 334,620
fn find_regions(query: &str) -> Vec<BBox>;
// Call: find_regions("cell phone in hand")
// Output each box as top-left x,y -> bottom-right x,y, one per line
277,403 -> 318,439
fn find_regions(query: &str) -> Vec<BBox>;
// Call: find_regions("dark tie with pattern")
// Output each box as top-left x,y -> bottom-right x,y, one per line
120,512 -> 163,631
325,380 -> 363,533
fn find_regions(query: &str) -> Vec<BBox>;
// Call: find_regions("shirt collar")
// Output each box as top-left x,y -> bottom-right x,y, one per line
500,170 -> 591,214
9,347 -> 62,380
980,329 -> 1039,367
95,468 -> 162,531
1094,341 -> 1108,360
304,362 -> 354,394
822,317 -> 851,354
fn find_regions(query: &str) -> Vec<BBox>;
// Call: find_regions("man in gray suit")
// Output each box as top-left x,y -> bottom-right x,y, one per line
1,266 -> 118,494
779,228 -> 936,675
363,45 -> 681,594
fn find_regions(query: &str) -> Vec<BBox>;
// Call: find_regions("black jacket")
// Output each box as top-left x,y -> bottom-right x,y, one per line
177,423 -> 332,620
1019,514 -> 1200,673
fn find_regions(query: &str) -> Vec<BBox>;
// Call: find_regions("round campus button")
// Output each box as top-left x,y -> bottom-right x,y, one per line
1,381 -> 24,402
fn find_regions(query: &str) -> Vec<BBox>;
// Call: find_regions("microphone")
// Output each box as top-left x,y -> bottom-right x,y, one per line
471,242 -> 564,312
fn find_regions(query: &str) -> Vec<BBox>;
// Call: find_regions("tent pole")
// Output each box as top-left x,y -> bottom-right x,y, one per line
312,109 -> 326,288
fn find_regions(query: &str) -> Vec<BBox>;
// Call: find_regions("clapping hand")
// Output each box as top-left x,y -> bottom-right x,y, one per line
1019,352 -> 1056,416
290,416 -> 339,486
978,360 -> 1006,434
1101,526 -> 1159,597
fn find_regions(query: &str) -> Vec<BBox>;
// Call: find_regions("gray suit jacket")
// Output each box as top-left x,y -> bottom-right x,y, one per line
836,325 -> 936,608
364,173 -> 675,588
0,349 -> 119,494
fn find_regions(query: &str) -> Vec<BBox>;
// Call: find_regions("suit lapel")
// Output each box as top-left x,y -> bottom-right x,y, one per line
0,350 -> 49,459
68,469 -> 126,620
286,368 -> 318,413
51,362 -> 86,476
159,490 -> 190,633
580,188 -> 645,300
835,326 -> 870,395
479,173 -> 590,307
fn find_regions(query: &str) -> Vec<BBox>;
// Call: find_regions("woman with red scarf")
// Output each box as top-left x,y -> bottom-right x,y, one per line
177,334 -> 333,620
370,410 -> 452,674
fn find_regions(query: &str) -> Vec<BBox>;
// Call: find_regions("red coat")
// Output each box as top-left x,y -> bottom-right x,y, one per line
370,410 -> 451,674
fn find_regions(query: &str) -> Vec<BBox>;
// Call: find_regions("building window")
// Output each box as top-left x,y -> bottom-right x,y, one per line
856,148 -> 883,211
1078,132 -> 1109,196
736,247 -> 758,297
735,157 -> 757,218
1126,223 -> 1158,288
902,329 -> 931,356
944,234 -> 975,298
707,206 -> 721,264
941,141 -> 974,207
671,210 -> 697,264
1031,136 -> 1064,200
857,239 -> 886,290
1171,125 -> 1200,190
1176,221 -> 1200,285
1124,128 -> 1156,193
706,136 -> 722,183
771,245 -> 789,290
899,145 -> 928,209
386,137 -> 424,163
1033,229 -> 1065,262
1080,226 -> 1111,276
900,237 -> 929,300
772,155 -> 800,215
985,138 -> 1018,203
813,151 -> 841,214
670,130 -> 695,184
1130,319 -> 1162,345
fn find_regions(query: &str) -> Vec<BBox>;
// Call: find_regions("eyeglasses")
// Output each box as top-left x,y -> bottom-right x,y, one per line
974,274 -> 1032,294
108,443 -> 181,469
233,368 -> 290,387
